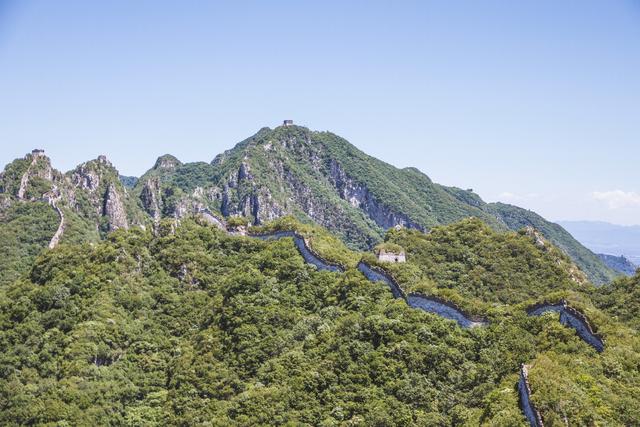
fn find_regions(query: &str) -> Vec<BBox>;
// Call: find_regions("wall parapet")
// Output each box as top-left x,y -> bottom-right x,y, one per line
408,292 -> 488,325
357,261 -> 488,328
518,364 -> 544,427
357,261 -> 406,299
527,299 -> 604,352
249,230 -> 345,272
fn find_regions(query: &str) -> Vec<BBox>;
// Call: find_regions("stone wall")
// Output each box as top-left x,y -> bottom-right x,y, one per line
250,230 -> 344,272
527,300 -> 604,353
357,262 -> 487,329
48,199 -> 65,249
518,364 -> 544,427
407,293 -> 488,328
357,261 -> 406,299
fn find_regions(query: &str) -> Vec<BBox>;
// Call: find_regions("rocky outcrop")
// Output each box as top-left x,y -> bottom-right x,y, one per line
16,151 -> 55,200
198,208 -> 226,230
154,154 -> 182,171
524,226 -> 546,250
66,156 -> 135,232
220,165 -> 286,225
140,177 -> 162,222
16,156 -> 37,199
70,160 -> 103,192
328,159 -> 423,231
103,183 -> 129,231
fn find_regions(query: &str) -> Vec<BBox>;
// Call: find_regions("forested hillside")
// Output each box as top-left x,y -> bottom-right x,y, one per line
0,218 -> 637,425
0,125 -> 618,286
591,272 -> 640,330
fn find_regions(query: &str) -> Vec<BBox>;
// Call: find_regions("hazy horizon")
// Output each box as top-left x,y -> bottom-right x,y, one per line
1,1 -> 639,225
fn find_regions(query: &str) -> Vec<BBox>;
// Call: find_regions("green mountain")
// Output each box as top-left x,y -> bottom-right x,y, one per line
0,218 -> 637,425
0,125 -> 617,286
485,203 -> 618,284
597,253 -> 637,276
591,271 -> 640,330
132,125 -> 616,284
0,151 -> 148,285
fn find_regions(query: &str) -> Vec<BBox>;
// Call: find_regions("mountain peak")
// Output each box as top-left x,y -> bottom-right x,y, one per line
154,154 -> 182,170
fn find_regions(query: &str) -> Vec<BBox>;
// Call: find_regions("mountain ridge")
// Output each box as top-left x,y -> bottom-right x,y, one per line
0,124 -> 618,285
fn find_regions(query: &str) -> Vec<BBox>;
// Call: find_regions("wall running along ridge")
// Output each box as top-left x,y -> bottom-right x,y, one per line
520,300 -> 606,424
49,222 -> 599,423
518,364 -> 544,427
48,198 -> 65,249
252,232 -> 487,328
250,231 -> 344,272
250,232 -> 608,423
357,261 -> 488,328
527,300 -> 604,353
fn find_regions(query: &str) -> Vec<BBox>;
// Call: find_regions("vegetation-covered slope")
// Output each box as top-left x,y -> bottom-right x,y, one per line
0,218 -> 637,425
0,125 -> 617,286
487,203 -> 618,285
0,201 -> 59,287
591,272 -> 640,330
383,219 -> 586,305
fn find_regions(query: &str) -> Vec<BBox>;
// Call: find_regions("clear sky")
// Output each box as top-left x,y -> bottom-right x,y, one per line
1,1 -> 639,225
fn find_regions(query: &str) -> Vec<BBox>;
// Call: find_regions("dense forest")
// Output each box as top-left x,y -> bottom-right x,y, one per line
0,217 -> 638,425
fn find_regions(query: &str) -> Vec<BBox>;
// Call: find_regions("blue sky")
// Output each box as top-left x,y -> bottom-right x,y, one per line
1,1 -> 639,224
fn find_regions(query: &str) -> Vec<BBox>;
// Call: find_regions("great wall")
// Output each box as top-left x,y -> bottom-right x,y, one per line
518,364 -> 544,427
246,229 -> 606,426
47,197 -> 65,249
527,300 -> 604,353
37,207 -> 606,425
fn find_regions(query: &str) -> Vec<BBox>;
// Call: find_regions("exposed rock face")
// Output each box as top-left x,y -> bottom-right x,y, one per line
65,156 -> 136,233
103,183 -> 129,230
524,226 -> 546,249
154,154 -> 182,170
140,177 -> 162,222
0,194 -> 12,212
70,161 -> 102,193
16,152 -> 55,200
328,159 -> 422,231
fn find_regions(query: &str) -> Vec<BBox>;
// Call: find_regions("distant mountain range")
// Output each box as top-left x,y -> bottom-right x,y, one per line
596,254 -> 637,276
0,124 -> 619,285
558,221 -> 640,268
